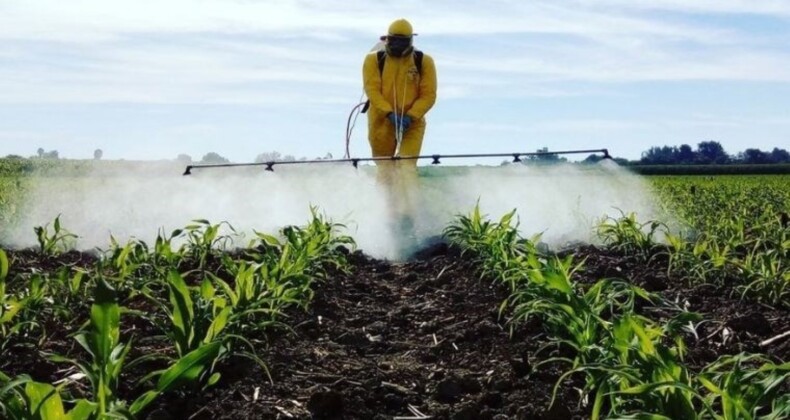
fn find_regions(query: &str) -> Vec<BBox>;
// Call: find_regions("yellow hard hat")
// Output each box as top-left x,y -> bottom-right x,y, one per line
388,19 -> 414,36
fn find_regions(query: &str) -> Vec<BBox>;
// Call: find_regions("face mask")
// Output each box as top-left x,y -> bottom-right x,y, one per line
386,35 -> 413,57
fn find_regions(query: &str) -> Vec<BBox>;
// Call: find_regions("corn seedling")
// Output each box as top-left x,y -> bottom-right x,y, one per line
142,271 -> 266,388
49,279 -> 134,417
0,373 -> 97,420
596,210 -> 666,262
33,215 -> 78,256
698,353 -> 790,420
182,220 -> 237,270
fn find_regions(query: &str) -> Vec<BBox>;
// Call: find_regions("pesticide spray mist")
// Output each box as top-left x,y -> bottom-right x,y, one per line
4,160 -> 660,260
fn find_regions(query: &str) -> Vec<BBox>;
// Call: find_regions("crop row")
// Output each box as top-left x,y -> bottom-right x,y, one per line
597,176 -> 789,307
446,204 -> 789,419
0,209 -> 353,419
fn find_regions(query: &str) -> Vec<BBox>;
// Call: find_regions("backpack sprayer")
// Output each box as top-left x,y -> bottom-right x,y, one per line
182,39 -> 612,176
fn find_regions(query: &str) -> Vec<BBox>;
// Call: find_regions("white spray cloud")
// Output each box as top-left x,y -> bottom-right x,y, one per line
5,160 -> 660,260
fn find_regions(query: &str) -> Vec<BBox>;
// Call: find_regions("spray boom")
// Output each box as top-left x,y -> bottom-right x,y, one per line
183,148 -> 610,175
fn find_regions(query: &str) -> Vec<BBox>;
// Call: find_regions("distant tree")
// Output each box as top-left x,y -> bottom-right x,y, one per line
529,147 -> 567,163
3,154 -> 24,160
200,152 -> 230,164
695,141 -> 729,164
176,154 -> 193,164
641,146 -> 678,164
94,149 -> 103,160
42,150 -> 59,160
740,148 -> 772,164
676,144 -> 695,164
282,155 -> 296,162
255,151 -> 282,163
37,147 -> 44,158
770,147 -> 790,163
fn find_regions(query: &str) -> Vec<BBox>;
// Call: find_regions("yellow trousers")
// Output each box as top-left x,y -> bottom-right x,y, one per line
368,117 -> 424,232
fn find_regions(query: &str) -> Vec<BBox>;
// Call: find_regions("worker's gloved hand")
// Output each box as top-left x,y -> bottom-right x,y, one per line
387,112 -> 399,127
400,115 -> 412,131
387,113 -> 412,132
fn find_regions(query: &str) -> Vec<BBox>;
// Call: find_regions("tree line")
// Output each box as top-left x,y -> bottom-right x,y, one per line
583,141 -> 790,165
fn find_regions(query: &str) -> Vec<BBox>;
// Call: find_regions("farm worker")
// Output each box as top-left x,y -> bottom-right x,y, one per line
362,18 -> 438,258
363,18 -> 437,165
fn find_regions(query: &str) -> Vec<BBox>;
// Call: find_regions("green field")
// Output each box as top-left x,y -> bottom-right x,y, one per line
1,160 -> 789,418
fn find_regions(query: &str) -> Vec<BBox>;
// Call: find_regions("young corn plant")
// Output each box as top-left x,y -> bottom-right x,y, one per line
596,211 -> 666,262
143,271 -> 264,388
1,271 -> 47,352
443,203 -> 499,258
279,207 -> 355,275
211,262 -> 291,331
736,248 -> 790,307
511,261 -> 654,368
182,220 -> 237,270
698,353 -> 790,420
149,271 -> 232,359
33,215 -> 78,256
0,372 -> 96,420
560,313 -> 707,420
152,227 -> 186,271
49,278 -> 134,418
0,249 -> 29,351
445,204 -> 543,291
243,209 -> 355,312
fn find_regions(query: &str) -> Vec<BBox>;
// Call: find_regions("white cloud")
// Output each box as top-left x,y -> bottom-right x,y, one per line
571,0 -> 790,16
0,0 -> 788,105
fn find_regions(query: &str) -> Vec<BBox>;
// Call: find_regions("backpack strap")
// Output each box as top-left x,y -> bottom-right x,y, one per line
377,50 -> 423,76
413,50 -> 423,75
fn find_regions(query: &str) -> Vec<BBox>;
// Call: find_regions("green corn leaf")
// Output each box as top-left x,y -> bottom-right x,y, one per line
544,271 -> 572,294
200,278 -> 215,300
697,375 -> 723,395
129,341 -> 222,414
157,341 -> 222,390
65,400 -> 98,420
167,271 -> 195,354
0,248 -> 8,281
90,279 -> 120,363
0,299 -> 24,324
26,382 -> 66,420
204,306 -> 231,344
213,276 -> 239,307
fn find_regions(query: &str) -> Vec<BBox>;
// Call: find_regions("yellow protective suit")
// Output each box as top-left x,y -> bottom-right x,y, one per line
362,19 -> 438,258
362,50 -> 437,161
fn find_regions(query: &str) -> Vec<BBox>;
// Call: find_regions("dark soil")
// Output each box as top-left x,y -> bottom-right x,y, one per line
2,244 -> 788,419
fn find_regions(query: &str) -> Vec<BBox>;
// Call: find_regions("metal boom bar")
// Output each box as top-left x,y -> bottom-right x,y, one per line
183,148 -> 611,175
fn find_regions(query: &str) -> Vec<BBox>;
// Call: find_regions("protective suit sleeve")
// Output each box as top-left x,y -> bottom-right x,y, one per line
406,54 -> 437,120
363,53 -> 393,115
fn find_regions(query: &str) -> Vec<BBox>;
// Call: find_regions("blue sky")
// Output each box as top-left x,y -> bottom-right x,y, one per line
0,0 -> 789,162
